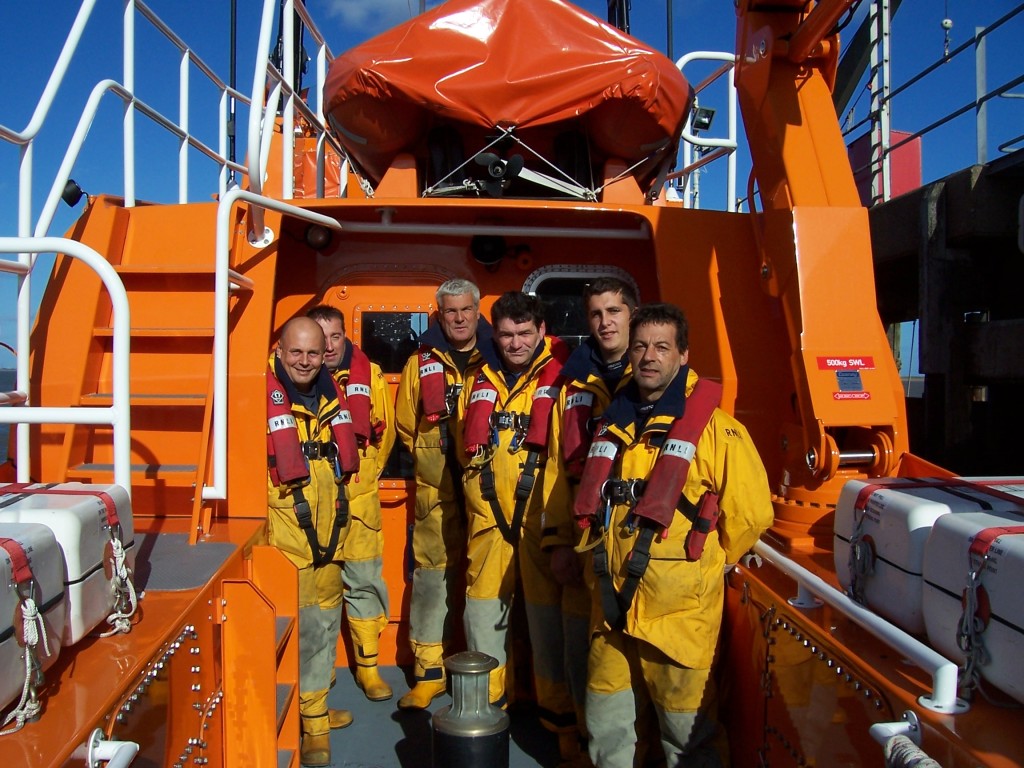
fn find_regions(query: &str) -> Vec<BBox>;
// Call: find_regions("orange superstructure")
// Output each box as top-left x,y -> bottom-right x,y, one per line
1,0 -> 1021,766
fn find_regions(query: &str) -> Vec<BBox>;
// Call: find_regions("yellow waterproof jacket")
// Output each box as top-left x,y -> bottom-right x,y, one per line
459,337 -> 560,543
266,360 -> 346,570
333,342 -> 396,501
591,368 -> 773,670
396,319 -> 493,490
542,339 -> 631,551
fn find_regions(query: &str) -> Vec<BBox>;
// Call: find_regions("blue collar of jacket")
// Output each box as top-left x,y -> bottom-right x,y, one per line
603,365 -> 689,438
418,316 -> 497,366
561,336 -> 627,384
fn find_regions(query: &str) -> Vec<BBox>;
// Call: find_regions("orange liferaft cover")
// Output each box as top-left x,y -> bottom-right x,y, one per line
323,0 -> 692,189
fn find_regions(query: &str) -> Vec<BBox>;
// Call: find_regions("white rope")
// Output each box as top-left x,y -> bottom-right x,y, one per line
99,537 -> 138,637
848,507 -> 874,604
956,551 -> 990,693
884,734 -> 943,768
0,597 -> 50,735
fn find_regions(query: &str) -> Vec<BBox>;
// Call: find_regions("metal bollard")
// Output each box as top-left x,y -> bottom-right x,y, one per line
431,651 -> 509,768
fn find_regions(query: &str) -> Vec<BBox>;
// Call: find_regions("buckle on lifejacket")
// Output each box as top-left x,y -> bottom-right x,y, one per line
490,411 -> 530,431
442,383 -> 463,419
301,440 -> 338,460
600,479 -> 646,506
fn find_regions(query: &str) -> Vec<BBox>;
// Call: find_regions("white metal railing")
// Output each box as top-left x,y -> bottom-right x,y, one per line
751,540 -> 967,715
0,0 -> 346,505
0,238 -> 131,495
204,189 -> 341,501
246,0 -> 345,243
672,52 -> 740,212
843,4 -> 1024,205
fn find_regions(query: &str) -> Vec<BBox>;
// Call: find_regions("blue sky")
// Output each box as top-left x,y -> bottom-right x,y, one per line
0,0 -> 1021,363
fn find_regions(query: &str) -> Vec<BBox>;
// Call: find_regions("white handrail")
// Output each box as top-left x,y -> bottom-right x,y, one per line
246,0 -> 344,241
204,189 -> 343,501
675,51 -> 739,211
751,540 -> 967,714
0,238 -> 131,497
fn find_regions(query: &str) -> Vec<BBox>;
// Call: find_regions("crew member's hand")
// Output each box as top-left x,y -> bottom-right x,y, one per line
550,545 -> 583,587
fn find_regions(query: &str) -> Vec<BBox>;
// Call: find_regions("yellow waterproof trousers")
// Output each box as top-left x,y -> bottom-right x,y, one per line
586,631 -> 725,768
298,562 -> 344,735
408,481 -> 466,681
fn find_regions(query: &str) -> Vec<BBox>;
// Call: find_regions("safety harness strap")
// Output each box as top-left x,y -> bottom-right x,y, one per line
291,486 -> 350,567
588,379 -> 722,629
481,449 -> 541,546
593,526 -> 657,631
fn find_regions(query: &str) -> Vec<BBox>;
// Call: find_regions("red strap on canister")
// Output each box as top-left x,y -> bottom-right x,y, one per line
0,537 -> 33,585
968,525 -> 1024,559
1,483 -> 121,531
855,478 -> 1024,515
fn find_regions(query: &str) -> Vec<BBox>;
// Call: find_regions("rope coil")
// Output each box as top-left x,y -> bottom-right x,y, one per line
99,536 -> 138,637
0,595 -> 52,735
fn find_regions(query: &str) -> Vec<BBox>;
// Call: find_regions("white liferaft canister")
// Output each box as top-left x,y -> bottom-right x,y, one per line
0,483 -> 135,645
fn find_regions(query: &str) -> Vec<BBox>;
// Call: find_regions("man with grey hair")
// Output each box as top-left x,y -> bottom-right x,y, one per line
395,278 -> 495,708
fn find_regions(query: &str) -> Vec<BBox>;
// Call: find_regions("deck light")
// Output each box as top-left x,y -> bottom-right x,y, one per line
691,106 -> 716,134
61,179 -> 86,207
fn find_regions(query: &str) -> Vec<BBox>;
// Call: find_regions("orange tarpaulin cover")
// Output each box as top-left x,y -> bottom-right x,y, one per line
323,0 -> 692,190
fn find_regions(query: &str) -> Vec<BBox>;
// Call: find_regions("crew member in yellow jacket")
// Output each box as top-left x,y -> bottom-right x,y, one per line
394,279 -> 495,709
266,317 -> 356,767
308,305 -> 396,702
572,304 -> 774,768
459,291 -> 572,734
542,276 -> 636,764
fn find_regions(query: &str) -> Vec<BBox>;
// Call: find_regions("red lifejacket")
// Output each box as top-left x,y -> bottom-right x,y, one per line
463,338 -> 568,455
339,341 -> 376,446
417,347 -> 448,423
561,385 -> 596,475
266,364 -> 359,486
573,379 -> 722,530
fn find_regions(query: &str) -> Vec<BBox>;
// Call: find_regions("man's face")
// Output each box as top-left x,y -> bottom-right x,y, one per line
314,316 -> 345,371
277,321 -> 326,392
628,322 -> 688,401
438,293 -> 480,351
494,317 -> 545,373
587,290 -> 632,361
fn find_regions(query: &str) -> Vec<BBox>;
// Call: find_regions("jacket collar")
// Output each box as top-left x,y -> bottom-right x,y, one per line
603,365 -> 690,436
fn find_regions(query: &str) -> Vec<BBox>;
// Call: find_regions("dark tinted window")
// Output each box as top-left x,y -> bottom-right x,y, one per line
360,311 -> 430,374
534,278 -> 590,349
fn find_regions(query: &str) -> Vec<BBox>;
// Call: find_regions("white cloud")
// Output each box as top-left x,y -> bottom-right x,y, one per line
319,0 -> 442,34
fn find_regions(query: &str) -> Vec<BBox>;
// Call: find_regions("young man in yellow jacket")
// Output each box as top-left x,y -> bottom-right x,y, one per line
308,305 -> 396,703
542,276 -> 637,764
459,291 -> 573,738
573,304 -> 774,768
394,278 -> 494,709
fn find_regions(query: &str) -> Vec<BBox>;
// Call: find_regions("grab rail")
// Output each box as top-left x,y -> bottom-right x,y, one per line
751,540 -> 967,715
673,52 -> 739,211
843,4 -> 1024,198
205,189 -> 342,502
0,239 -> 131,496
246,0 -> 344,242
